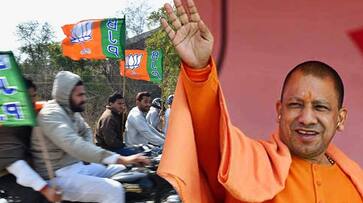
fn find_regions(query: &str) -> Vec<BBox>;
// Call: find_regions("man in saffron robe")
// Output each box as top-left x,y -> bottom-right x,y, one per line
157,0 -> 363,202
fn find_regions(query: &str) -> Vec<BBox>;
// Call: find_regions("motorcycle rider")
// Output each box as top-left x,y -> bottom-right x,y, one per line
125,91 -> 165,147
31,71 -> 149,203
146,97 -> 163,132
95,92 -> 142,156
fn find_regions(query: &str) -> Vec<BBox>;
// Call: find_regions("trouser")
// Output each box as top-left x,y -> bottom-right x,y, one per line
0,174 -> 47,203
51,162 -> 125,203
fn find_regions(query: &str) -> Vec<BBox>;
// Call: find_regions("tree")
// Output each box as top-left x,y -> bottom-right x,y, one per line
16,21 -> 55,74
117,0 -> 152,38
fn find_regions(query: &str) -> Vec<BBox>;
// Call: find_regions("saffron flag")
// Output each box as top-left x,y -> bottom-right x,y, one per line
0,52 -> 36,127
61,18 -> 126,60
120,49 -> 163,83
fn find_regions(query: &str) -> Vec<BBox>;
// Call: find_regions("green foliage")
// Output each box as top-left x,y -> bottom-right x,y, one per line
16,21 -> 54,74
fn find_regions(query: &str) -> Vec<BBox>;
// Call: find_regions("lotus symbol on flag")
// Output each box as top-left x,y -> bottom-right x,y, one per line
70,20 -> 93,43
125,54 -> 143,70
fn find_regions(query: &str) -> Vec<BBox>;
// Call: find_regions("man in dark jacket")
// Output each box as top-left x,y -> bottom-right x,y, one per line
95,92 -> 142,156
95,93 -> 124,150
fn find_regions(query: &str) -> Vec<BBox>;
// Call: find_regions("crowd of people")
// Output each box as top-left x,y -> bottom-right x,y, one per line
0,70 -> 173,203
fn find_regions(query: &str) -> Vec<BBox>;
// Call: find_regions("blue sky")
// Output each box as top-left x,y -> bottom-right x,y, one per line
1,0 -> 172,53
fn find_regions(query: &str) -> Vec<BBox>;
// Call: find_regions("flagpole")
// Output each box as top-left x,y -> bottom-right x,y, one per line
161,49 -> 166,131
37,129 -> 61,203
121,15 -> 127,135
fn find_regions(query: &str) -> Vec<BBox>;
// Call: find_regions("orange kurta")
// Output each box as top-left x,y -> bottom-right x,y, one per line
157,59 -> 363,203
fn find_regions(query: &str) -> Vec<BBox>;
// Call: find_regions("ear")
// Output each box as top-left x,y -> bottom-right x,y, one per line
336,107 -> 348,132
275,100 -> 282,122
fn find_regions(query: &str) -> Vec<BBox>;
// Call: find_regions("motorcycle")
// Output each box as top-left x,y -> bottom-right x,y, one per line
0,145 -> 181,203
112,145 -> 180,203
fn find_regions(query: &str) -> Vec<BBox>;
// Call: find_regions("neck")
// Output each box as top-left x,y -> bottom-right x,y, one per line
297,153 -> 334,165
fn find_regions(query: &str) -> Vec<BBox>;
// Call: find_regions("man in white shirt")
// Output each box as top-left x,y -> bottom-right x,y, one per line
125,92 -> 165,147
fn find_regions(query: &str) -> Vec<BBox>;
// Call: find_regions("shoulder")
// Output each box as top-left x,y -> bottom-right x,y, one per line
99,108 -> 113,119
38,100 -> 67,121
129,107 -> 141,116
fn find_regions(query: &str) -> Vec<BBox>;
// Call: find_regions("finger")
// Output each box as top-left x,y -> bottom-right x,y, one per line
164,3 -> 183,29
161,18 -> 176,40
198,20 -> 213,41
187,0 -> 201,22
174,0 -> 189,25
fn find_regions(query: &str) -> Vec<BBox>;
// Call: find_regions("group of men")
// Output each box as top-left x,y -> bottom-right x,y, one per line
0,71 -> 152,203
0,67 -> 174,203
94,90 -> 174,155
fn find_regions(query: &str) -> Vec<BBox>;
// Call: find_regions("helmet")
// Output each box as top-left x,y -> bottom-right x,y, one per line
151,98 -> 162,109
166,94 -> 174,105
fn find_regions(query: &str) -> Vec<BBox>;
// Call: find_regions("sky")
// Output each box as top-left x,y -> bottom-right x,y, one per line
0,0 -> 172,53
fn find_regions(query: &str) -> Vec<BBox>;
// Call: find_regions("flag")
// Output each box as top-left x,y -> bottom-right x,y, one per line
120,49 -> 163,83
61,18 -> 126,60
0,52 -> 36,127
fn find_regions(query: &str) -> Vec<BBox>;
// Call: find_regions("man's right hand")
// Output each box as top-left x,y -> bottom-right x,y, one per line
162,0 -> 214,69
116,153 -> 151,166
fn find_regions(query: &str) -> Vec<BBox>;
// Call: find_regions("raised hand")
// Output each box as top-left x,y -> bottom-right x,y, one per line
161,0 -> 214,69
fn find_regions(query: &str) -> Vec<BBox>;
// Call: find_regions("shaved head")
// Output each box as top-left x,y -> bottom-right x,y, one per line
281,61 -> 344,109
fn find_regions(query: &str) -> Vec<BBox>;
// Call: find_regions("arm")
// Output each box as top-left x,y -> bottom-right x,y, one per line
129,115 -> 164,145
160,0 -> 223,201
6,160 -> 62,202
159,0 -> 291,202
7,160 -> 47,191
38,110 -> 115,163
148,111 -> 161,129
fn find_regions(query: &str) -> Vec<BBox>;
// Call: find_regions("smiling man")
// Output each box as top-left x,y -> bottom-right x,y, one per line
277,61 -> 347,164
157,0 -> 363,202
